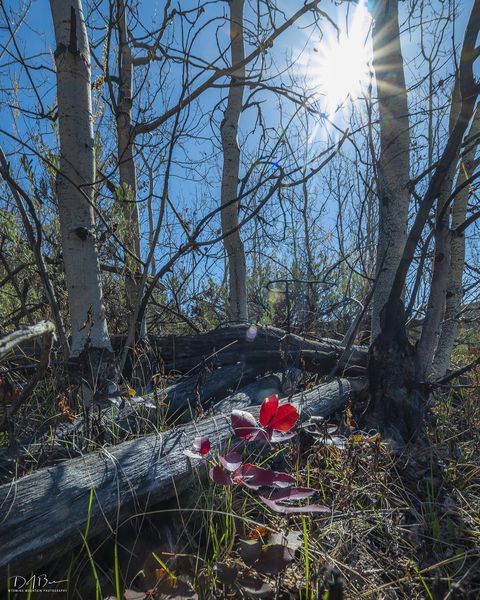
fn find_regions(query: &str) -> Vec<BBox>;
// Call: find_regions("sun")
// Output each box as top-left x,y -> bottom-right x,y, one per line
308,0 -> 372,116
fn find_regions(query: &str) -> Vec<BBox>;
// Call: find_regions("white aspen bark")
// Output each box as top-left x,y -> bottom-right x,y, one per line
116,0 -> 145,338
50,0 -> 111,356
433,106 -> 480,377
370,0 -> 410,339
416,83 -> 460,380
220,0 -> 248,322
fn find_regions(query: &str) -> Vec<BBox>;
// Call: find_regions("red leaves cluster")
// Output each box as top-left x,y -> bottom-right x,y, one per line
183,435 -> 211,459
231,394 -> 299,442
183,394 -> 328,513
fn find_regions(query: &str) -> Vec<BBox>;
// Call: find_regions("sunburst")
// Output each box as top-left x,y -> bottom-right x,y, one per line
303,0 -> 372,117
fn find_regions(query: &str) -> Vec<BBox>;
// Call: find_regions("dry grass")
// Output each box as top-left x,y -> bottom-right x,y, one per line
2,372 -> 480,599
160,386 -> 480,599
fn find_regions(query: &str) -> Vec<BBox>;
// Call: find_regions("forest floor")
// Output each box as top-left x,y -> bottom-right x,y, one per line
132,385 -> 480,600
2,362 -> 480,599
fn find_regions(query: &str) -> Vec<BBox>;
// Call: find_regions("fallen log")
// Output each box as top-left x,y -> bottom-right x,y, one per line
0,321 -> 56,434
141,325 -> 367,374
158,360 -> 266,420
0,377 -> 364,576
0,320 -> 55,360
0,367 -> 281,478
6,325 -> 367,377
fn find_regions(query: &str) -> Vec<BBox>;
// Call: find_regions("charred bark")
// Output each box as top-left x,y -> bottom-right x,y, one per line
365,299 -> 424,446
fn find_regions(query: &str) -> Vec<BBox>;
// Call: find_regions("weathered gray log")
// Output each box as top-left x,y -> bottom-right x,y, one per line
141,325 -> 367,374
0,365 -> 278,477
0,373 -> 284,484
0,377 -> 364,576
161,361 -> 267,419
118,372 -> 284,434
0,320 -> 55,360
7,326 -> 367,376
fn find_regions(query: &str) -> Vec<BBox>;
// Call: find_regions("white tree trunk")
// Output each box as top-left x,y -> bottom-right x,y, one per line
416,83 -> 460,380
116,0 -> 145,338
370,0 -> 410,339
433,106 -> 480,377
220,0 -> 248,322
50,0 -> 111,356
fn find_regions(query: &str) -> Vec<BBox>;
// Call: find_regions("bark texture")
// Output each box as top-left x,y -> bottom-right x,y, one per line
220,0 -> 248,322
433,106 -> 480,377
50,0 -> 111,356
416,83 -> 461,380
371,0 -> 410,339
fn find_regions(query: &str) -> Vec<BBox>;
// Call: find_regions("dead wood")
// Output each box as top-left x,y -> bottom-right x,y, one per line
0,321 -> 55,360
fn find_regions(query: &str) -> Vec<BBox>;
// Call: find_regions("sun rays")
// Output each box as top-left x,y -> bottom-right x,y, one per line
301,0 -> 373,118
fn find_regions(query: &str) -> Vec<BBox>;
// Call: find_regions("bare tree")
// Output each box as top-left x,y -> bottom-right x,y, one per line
366,0 -> 480,443
220,0 -> 248,322
115,0 -> 145,338
416,82 -> 461,380
370,0 -> 410,339
433,105 -> 480,376
50,0 -> 112,382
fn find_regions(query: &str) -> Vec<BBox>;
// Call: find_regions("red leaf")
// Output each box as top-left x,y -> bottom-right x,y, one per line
246,428 -> 270,442
209,465 -> 233,486
267,403 -> 299,432
259,394 -> 279,428
270,430 -> 296,443
219,451 -> 242,472
233,463 -> 295,489
231,410 -> 258,439
238,538 -> 262,565
184,449 -> 205,460
192,436 -> 211,455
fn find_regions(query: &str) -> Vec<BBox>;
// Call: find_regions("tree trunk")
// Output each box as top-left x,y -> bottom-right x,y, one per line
116,0 -> 145,338
220,0 -> 248,322
365,0 -> 480,443
50,0 -> 113,400
416,83 -> 460,380
366,299 -> 424,446
370,0 -> 410,340
433,106 -> 480,377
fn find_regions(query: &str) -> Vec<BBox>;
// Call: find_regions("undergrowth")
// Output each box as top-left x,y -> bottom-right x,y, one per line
4,384 -> 476,599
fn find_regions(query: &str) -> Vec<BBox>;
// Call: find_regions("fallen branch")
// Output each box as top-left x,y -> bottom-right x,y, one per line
0,330 -> 54,431
0,321 -> 55,360
0,321 -> 56,431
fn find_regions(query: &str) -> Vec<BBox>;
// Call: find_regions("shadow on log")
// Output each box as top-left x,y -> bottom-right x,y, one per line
0,377 -> 365,578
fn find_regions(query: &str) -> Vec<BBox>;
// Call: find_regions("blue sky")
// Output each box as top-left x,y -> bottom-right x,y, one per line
0,0 -> 477,310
